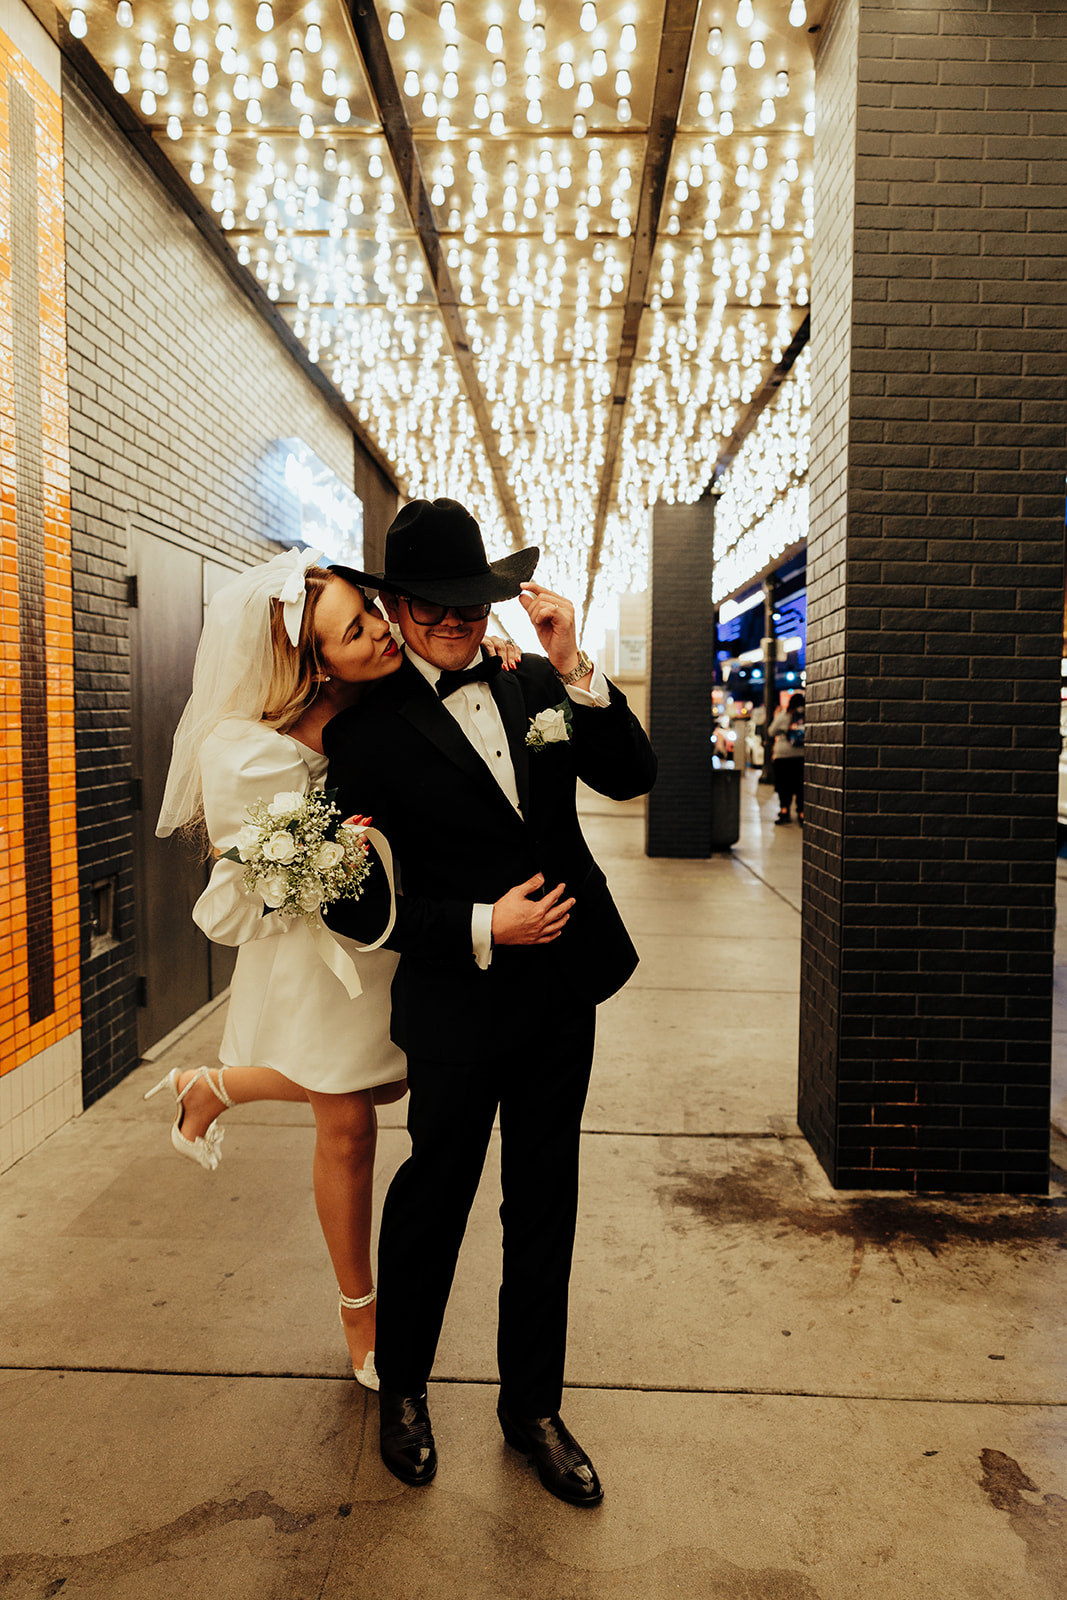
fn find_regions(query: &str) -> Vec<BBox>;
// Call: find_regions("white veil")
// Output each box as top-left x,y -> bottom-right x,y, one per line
156,547 -> 324,837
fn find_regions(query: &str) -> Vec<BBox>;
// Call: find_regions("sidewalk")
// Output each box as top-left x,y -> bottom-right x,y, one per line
2,772 -> 1065,1599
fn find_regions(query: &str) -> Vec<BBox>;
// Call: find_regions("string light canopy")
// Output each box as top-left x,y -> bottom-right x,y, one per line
57,0 -> 826,614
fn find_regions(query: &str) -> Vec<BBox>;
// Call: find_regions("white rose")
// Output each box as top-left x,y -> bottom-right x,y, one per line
256,873 -> 288,908
315,840 -> 344,870
268,790 -> 306,817
264,831 -> 298,863
532,707 -> 569,744
235,824 -> 261,861
298,883 -> 323,911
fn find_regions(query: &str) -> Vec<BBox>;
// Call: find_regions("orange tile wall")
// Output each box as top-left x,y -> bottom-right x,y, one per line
0,28 -> 80,1074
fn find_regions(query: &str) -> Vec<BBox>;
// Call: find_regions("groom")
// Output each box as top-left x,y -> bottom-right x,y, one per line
324,498 -> 655,1506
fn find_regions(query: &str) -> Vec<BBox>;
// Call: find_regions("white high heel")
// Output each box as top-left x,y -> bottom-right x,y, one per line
143,1065 -> 235,1172
339,1286 -> 378,1390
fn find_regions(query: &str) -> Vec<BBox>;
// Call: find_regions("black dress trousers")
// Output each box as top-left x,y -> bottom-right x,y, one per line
375,1001 -> 597,1416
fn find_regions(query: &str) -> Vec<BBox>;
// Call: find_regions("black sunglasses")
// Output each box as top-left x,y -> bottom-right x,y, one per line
403,597 -> 492,626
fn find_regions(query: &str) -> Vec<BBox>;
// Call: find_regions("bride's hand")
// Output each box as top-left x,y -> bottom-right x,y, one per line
483,635 -> 521,671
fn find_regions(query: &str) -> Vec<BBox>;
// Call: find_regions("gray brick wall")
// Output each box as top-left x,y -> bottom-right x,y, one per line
799,0 -> 1067,1193
63,67 -> 379,1103
646,499 -> 715,858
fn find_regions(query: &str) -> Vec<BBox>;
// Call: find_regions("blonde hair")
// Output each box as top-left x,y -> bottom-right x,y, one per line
261,565 -> 334,732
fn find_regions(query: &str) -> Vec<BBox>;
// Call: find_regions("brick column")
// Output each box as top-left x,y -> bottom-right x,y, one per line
799,0 -> 1067,1193
646,499 -> 714,857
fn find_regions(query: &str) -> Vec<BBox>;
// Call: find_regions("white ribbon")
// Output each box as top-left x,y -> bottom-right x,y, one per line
308,827 -> 398,1000
272,547 -> 325,646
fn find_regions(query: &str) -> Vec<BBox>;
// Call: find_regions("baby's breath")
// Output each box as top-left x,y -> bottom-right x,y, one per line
221,788 -> 371,925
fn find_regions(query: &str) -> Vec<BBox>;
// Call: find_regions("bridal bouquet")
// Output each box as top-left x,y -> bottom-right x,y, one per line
220,788 -> 372,925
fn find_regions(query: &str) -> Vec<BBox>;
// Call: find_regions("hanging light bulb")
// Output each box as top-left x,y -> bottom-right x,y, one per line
577,80 -> 593,108
789,0 -> 807,22
305,23 -> 321,50
621,23 -> 636,52
247,98 -> 262,122
113,65 -> 130,92
256,2 -> 273,28
443,71 -> 458,98
719,110 -> 733,135
439,1 -> 455,30
69,8 -> 87,36
140,88 -> 156,113
216,109 -> 231,133
474,92 -> 490,117
288,48 -> 304,78
558,61 -> 575,89
490,110 -> 505,135
737,0 -> 754,25
189,159 -> 204,183
335,97 -> 351,121
115,0 -> 133,25
173,22 -> 190,49
614,69 -> 631,95
592,49 -> 607,75
422,89 -> 438,116
761,97 -> 776,122
698,91 -> 713,118
753,144 -> 767,169
579,3 -> 597,33
262,60 -> 278,87
707,26 -> 722,55
518,0 -> 535,19
486,23 -> 503,52
192,91 -> 208,116
776,70 -> 789,96
572,113 -> 587,137
138,39 -> 155,67
403,69 -> 419,95
616,97 -> 631,123
368,153 -> 384,177
321,66 -> 337,94
749,40 -> 765,67
491,59 -> 506,87
436,114 -> 451,139
721,65 -> 736,92
299,112 -> 315,137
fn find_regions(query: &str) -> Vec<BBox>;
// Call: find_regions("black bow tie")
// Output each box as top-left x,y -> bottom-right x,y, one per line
436,655 -> 503,699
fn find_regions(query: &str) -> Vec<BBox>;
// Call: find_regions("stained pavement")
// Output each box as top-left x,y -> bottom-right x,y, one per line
1,773 -> 1065,1599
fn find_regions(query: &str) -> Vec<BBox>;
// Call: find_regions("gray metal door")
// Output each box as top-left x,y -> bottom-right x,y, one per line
129,530 -> 241,1052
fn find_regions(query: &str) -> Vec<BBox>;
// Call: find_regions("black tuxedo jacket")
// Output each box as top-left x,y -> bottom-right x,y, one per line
323,653 -> 656,1061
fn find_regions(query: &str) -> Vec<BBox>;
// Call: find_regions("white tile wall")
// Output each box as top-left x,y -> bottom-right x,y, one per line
0,1032 -> 82,1174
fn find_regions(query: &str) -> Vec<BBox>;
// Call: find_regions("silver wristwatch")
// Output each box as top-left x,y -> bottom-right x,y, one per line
555,649 -> 593,687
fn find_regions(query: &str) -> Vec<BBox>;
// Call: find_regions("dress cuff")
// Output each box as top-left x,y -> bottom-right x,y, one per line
472,902 -> 494,970
564,662 -> 610,708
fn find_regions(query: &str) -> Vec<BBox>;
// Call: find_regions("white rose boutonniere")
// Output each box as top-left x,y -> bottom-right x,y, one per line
525,700 -> 574,751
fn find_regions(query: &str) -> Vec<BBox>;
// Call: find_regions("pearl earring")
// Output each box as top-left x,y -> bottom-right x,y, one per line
315,672 -> 331,683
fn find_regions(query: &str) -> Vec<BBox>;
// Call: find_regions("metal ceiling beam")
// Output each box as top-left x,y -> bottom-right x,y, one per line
710,313 -> 810,486
343,0 -> 528,547
581,0 -> 701,621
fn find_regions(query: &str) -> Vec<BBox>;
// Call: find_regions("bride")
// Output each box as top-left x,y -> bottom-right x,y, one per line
150,547 -> 515,1389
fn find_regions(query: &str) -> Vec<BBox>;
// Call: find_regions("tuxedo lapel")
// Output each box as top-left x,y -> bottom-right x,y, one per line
490,667 -> 532,821
394,660 -> 526,823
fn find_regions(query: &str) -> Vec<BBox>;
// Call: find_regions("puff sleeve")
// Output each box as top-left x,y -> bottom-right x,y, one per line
192,718 -> 310,948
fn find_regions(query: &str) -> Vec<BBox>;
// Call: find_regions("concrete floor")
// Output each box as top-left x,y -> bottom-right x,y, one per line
2,772 -> 1066,1599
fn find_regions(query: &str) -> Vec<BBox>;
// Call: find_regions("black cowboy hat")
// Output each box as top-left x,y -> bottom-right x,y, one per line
350,498 -> 539,606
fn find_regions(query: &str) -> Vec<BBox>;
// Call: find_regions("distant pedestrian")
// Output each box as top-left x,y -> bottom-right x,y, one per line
769,691 -> 805,825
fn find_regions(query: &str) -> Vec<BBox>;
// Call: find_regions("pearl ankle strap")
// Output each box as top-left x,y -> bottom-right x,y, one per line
338,1286 -> 377,1310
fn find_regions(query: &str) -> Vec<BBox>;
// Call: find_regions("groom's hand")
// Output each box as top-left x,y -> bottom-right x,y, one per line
519,582 -> 589,683
492,873 -> 575,945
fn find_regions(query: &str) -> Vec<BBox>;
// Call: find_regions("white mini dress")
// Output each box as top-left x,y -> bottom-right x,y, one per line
193,717 -> 405,1094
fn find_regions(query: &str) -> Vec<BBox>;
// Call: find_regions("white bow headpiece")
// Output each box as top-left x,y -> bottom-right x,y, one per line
270,547 -> 326,645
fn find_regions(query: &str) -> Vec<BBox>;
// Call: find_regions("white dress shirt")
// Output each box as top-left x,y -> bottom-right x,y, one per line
404,644 -> 611,967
